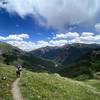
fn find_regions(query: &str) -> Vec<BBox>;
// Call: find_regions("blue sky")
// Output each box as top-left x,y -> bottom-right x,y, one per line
0,0 -> 100,51
0,9 -> 55,41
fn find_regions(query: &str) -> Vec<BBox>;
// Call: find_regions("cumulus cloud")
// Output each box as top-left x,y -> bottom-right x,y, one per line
0,33 -> 29,41
7,40 -> 49,51
80,36 -> 95,44
36,40 -> 49,48
0,33 -> 49,51
52,32 -> 100,45
53,32 -> 79,39
18,34 -> 29,39
0,0 -> 100,29
49,40 -> 68,46
0,32 -> 100,51
79,32 -> 97,44
7,41 -> 35,51
75,32 -> 100,44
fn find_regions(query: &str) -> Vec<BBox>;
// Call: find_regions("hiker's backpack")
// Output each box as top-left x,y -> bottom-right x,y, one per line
19,67 -> 22,71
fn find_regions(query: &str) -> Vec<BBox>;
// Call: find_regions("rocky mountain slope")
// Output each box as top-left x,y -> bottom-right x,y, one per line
31,43 -> 100,65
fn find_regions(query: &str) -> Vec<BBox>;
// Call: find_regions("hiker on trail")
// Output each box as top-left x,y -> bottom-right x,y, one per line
16,64 -> 22,78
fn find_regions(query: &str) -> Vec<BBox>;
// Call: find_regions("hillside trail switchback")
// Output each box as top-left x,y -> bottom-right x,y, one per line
11,78 -> 23,100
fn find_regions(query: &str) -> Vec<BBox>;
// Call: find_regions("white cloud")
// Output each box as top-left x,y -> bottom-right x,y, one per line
7,40 -> 49,51
0,0 -> 100,29
7,41 -> 35,51
52,32 -> 100,45
53,32 -> 79,39
94,35 -> 100,43
0,33 -> 29,41
0,36 -> 5,40
49,40 -> 68,46
0,33 -> 100,51
76,32 -> 100,44
36,40 -> 49,48
6,39 -> 68,51
69,38 -> 80,44
0,34 -> 48,51
80,36 -> 95,44
81,32 -> 94,37
18,33 -> 29,39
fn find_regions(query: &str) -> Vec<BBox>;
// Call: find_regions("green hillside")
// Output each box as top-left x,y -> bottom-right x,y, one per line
0,43 -> 62,73
0,63 -> 100,100
0,63 -> 16,100
19,70 -> 100,100
85,80 -> 100,92
59,49 -> 100,81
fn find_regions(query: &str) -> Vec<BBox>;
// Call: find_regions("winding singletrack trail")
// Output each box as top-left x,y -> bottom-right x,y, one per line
11,78 -> 23,100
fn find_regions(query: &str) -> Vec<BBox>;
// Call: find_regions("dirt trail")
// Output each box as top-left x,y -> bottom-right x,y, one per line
11,78 -> 23,100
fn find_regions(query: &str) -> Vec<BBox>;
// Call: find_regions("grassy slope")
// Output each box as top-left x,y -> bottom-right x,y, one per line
0,64 -> 100,100
0,43 -> 62,73
85,80 -> 100,92
0,63 -> 16,100
19,70 -> 100,100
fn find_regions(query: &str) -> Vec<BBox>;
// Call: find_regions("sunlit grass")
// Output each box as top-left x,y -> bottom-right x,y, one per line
0,63 -> 16,100
19,70 -> 100,100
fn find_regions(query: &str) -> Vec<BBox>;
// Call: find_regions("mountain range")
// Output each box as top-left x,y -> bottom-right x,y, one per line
31,43 -> 100,65
0,42 -> 100,80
